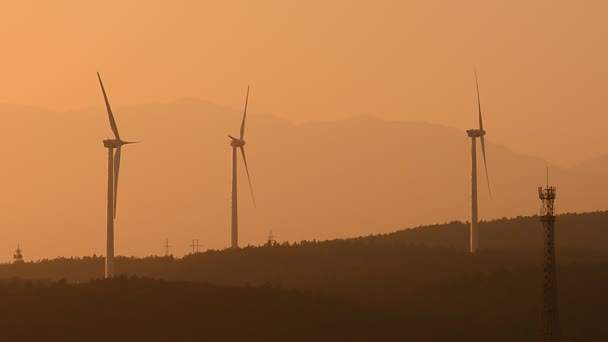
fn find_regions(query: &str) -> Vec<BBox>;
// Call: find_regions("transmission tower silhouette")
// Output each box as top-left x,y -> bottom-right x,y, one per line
164,238 -> 171,256
537,168 -> 561,342
190,239 -> 201,254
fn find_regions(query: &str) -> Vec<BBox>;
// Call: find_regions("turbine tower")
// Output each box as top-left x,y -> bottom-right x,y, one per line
538,169 -> 561,341
98,72 -> 140,278
466,70 -> 491,253
228,86 -> 256,249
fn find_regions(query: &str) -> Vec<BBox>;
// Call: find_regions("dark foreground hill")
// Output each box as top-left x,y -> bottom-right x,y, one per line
1,265 -> 606,342
0,277 -> 394,342
400,263 -> 608,341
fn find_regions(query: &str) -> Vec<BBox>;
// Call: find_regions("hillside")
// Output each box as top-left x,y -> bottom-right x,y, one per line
399,263 -> 608,341
0,100 -> 606,260
377,211 -> 608,252
1,213 -> 607,340
2,212 -> 607,302
0,277 -> 391,342
0,266 -> 606,341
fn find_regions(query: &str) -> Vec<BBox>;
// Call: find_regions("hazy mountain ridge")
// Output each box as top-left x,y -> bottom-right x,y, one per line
0,100 -> 604,260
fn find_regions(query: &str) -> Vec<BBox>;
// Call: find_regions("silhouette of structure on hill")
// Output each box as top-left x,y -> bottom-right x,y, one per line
467,70 -> 491,254
538,171 -> 561,342
13,245 -> 23,264
228,86 -> 256,249
190,239 -> 201,254
97,72 -> 141,278
164,238 -> 171,256
267,230 -> 276,247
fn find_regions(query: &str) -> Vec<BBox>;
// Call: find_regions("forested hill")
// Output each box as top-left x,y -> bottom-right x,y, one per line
0,212 -> 606,291
0,277 -> 393,342
1,212 -> 607,340
1,266 -> 607,341
372,210 -> 608,251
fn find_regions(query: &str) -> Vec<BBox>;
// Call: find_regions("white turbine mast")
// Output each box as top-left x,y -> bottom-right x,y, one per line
98,72 -> 141,278
228,86 -> 256,249
466,68 -> 491,253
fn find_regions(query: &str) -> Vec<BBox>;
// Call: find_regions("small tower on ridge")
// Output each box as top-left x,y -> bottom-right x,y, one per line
266,230 -> 276,247
13,245 -> 23,264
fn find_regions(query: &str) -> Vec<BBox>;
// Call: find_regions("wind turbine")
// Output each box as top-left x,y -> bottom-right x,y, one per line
228,86 -> 256,249
97,72 -> 140,277
466,70 -> 491,253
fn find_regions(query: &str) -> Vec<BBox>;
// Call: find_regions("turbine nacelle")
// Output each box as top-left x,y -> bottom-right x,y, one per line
103,139 -> 120,148
229,135 -> 246,148
466,129 -> 486,138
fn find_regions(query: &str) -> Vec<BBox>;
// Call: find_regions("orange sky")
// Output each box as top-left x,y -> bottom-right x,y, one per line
0,1 -> 607,261
0,1 -> 606,165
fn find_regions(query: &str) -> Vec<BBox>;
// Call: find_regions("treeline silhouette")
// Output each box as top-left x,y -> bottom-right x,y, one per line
2,212 -> 606,291
0,265 -> 605,341
0,277 -> 396,342
1,212 -> 607,340
396,263 -> 608,341
377,211 -> 608,251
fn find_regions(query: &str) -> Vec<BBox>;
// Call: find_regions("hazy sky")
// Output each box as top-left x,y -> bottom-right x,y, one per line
0,0 -> 607,166
0,1 -> 607,260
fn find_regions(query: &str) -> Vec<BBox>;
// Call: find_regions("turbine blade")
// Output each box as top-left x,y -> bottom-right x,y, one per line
228,135 -> 239,141
474,67 -> 483,132
239,146 -> 256,208
97,72 -> 121,140
475,68 -> 491,198
480,135 -> 491,198
239,85 -> 250,140
113,146 -> 121,218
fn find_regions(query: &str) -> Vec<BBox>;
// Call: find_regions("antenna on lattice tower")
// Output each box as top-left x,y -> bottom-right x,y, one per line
537,168 -> 561,341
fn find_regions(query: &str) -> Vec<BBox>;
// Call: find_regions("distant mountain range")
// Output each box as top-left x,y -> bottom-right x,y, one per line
0,100 -> 606,259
